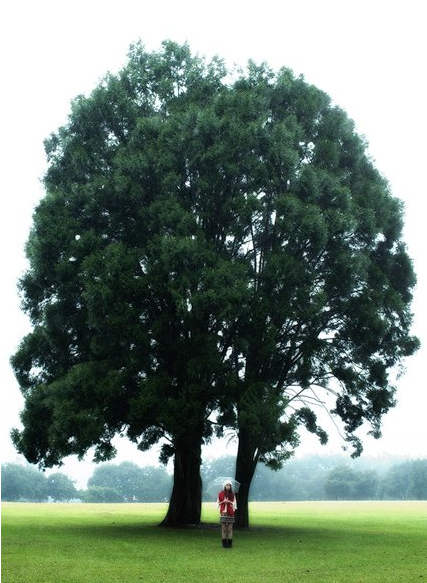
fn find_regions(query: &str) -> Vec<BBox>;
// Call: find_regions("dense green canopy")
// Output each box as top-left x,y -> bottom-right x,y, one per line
11,41 -> 419,526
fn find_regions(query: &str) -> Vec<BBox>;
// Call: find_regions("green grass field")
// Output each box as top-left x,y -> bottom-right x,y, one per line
2,501 -> 426,583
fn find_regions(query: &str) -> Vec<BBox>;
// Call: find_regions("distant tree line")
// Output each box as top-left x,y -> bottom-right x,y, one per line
1,462 -> 172,503
1,463 -> 78,502
84,462 -> 172,502
2,456 -> 426,502
246,456 -> 427,501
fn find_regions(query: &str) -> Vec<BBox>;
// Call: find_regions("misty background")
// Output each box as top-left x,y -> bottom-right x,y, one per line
1,1 -> 426,489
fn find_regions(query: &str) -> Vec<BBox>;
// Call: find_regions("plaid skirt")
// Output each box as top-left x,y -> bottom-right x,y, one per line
220,514 -> 235,524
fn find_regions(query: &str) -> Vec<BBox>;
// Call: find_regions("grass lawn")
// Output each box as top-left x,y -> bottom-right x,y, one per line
2,501 -> 426,583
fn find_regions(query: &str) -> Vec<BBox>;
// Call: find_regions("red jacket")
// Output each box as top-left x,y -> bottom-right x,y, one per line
217,490 -> 236,516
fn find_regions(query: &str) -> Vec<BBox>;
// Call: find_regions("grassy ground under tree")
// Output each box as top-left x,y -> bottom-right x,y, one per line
2,501 -> 425,583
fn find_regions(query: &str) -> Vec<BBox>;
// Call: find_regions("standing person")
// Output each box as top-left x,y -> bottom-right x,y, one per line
217,480 -> 237,548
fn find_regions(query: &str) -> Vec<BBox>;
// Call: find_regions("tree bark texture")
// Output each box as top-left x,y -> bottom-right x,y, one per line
234,429 -> 258,528
160,439 -> 202,527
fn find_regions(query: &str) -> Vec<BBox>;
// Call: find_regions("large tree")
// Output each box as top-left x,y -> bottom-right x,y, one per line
11,41 -> 245,526
11,42 -> 418,527
209,65 -> 420,525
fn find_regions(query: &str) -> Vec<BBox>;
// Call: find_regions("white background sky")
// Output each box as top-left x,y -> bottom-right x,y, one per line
1,0 -> 426,487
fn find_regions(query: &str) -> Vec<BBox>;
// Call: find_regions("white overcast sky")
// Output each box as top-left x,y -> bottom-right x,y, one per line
1,0 -> 426,485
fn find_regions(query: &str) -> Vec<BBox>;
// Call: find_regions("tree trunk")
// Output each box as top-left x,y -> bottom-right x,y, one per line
160,438 -> 202,527
234,428 -> 258,528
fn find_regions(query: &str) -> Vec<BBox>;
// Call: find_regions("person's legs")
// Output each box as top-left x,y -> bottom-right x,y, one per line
221,523 -> 227,547
227,525 -> 233,547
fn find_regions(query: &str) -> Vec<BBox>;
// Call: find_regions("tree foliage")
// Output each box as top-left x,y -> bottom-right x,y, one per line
46,472 -> 78,501
1,463 -> 48,501
378,459 -> 427,499
324,465 -> 379,500
87,462 -> 171,502
1,463 -> 76,501
11,41 -> 419,526
82,486 -> 123,503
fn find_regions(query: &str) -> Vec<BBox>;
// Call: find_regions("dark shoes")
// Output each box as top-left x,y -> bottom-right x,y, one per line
222,539 -> 233,548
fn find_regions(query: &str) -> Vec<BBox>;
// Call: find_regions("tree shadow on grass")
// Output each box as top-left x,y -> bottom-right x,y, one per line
60,520 -> 344,544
